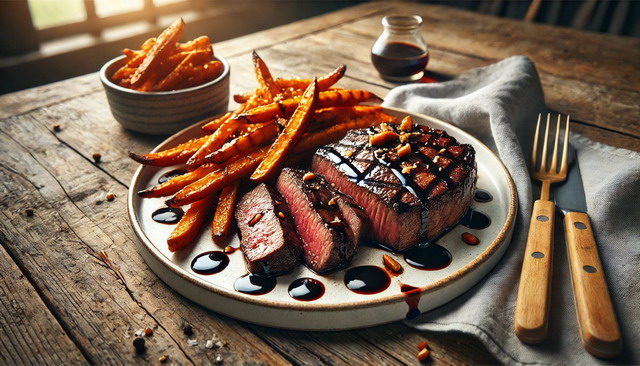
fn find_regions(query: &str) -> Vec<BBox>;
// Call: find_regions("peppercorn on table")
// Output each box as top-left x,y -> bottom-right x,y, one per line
1,2 -> 638,365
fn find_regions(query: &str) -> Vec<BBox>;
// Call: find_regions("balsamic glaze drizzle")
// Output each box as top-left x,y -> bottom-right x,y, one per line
404,243 -> 452,270
234,274 -> 277,295
288,278 -> 325,301
152,207 -> 184,224
344,266 -> 390,294
191,251 -> 229,275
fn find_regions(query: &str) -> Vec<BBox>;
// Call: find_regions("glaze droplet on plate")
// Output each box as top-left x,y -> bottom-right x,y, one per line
344,266 -> 390,294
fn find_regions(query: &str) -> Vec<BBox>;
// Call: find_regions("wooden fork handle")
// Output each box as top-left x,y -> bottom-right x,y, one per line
515,200 -> 554,344
564,211 -> 622,358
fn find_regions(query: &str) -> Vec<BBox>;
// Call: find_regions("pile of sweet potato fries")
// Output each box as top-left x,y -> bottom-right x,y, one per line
112,18 -> 223,92
130,51 -> 397,252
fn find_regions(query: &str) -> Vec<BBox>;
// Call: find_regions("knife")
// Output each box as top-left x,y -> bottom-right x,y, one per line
555,147 -> 622,358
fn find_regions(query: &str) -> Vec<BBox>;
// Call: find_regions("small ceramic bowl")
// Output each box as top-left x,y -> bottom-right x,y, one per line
100,55 -> 230,135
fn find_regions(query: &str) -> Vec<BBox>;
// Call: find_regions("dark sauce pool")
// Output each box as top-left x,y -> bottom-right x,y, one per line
344,266 -> 390,294
152,207 -> 184,224
234,274 -> 277,296
460,209 -> 491,230
474,189 -> 493,203
191,251 -> 229,275
288,278 -> 325,301
404,243 -> 452,270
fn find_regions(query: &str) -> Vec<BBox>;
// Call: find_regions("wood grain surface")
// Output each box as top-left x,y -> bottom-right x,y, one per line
1,2 -> 638,365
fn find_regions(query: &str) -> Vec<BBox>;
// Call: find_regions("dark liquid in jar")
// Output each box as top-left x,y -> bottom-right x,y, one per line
288,278 -> 325,301
191,251 -> 229,275
371,42 -> 429,78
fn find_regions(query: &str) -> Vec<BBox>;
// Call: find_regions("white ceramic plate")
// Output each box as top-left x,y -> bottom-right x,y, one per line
128,107 -> 517,330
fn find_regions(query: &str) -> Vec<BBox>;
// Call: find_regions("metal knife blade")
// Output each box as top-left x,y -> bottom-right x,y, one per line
554,145 -> 588,214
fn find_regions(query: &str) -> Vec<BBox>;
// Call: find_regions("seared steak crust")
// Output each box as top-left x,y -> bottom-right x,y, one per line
311,122 -> 476,251
235,183 -> 303,276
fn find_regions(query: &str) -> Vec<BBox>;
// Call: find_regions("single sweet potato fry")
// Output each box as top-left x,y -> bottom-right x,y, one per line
250,79 -> 318,182
167,193 -> 217,252
155,49 -> 213,91
130,18 -> 185,88
275,64 -> 346,92
137,162 -> 221,198
128,135 -> 208,166
167,146 -> 268,207
253,51 -> 281,102
237,89 -> 381,124
212,181 -> 240,242
205,122 -> 278,164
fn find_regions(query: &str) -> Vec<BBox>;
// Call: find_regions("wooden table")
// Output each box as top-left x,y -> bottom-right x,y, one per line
1,2 -> 638,365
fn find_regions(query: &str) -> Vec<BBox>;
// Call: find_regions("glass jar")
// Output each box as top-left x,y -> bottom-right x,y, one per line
371,15 -> 429,82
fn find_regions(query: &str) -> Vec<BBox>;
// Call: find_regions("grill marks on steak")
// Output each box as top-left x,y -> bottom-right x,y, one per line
276,168 -> 366,273
312,122 -> 476,251
235,183 -> 303,276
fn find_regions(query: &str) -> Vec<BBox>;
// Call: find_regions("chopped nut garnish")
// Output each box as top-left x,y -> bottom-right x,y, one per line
106,193 -> 116,201
52,124 -> 61,132
401,165 -> 414,175
433,155 -> 440,163
159,355 -> 169,363
383,254 -> 403,273
417,340 -> 429,350
25,208 -> 34,217
274,200 -> 281,205
370,130 -> 400,146
144,327 -> 153,336
277,211 -> 285,219
205,339 -> 214,349
400,116 -> 414,132
92,152 -> 102,163
462,232 -> 480,245
344,150 -> 354,157
223,246 -> 236,254
248,213 -> 263,226
399,133 -> 410,143
328,197 -> 338,206
417,348 -> 430,362
303,172 -> 317,181
439,148 -> 447,154
327,218 -> 343,228
397,143 -> 412,158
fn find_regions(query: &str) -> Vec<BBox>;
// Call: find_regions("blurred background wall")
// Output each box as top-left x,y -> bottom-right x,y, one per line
1,0 -> 638,95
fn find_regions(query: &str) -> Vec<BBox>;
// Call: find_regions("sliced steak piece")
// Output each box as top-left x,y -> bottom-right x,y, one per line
276,168 -> 366,273
235,183 -> 302,276
311,121 -> 476,251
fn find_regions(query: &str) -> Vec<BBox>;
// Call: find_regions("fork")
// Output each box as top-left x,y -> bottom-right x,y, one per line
514,113 -> 569,344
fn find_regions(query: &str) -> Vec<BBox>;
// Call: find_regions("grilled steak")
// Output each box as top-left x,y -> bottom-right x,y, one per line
311,120 -> 476,251
276,168 -> 368,273
235,183 -> 303,276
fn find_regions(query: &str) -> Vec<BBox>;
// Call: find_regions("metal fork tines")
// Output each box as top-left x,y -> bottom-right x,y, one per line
515,113 -> 570,344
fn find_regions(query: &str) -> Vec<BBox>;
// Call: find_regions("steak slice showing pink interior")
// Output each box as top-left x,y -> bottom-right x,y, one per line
311,121 -> 476,251
276,168 -> 363,273
235,183 -> 302,276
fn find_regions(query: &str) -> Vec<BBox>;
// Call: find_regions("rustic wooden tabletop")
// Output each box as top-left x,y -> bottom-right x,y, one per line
1,2 -> 638,365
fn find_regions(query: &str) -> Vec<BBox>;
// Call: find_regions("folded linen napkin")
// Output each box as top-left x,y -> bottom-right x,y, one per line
383,56 -> 639,364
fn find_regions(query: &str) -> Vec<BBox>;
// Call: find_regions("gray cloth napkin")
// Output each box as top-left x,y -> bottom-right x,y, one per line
382,56 -> 640,365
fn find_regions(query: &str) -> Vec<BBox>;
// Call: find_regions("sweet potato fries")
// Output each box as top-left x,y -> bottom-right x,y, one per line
112,18 -> 223,92
130,51 -> 397,251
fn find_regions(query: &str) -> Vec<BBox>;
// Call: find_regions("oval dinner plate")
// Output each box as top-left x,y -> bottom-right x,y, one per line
128,107 -> 517,330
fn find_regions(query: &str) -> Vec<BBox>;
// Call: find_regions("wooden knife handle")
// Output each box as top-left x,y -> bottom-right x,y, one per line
564,211 -> 622,358
514,200 -> 555,344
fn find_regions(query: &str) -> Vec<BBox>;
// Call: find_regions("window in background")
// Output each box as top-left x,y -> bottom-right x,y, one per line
153,0 -> 186,6
28,0 -> 86,29
95,0 -> 144,18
